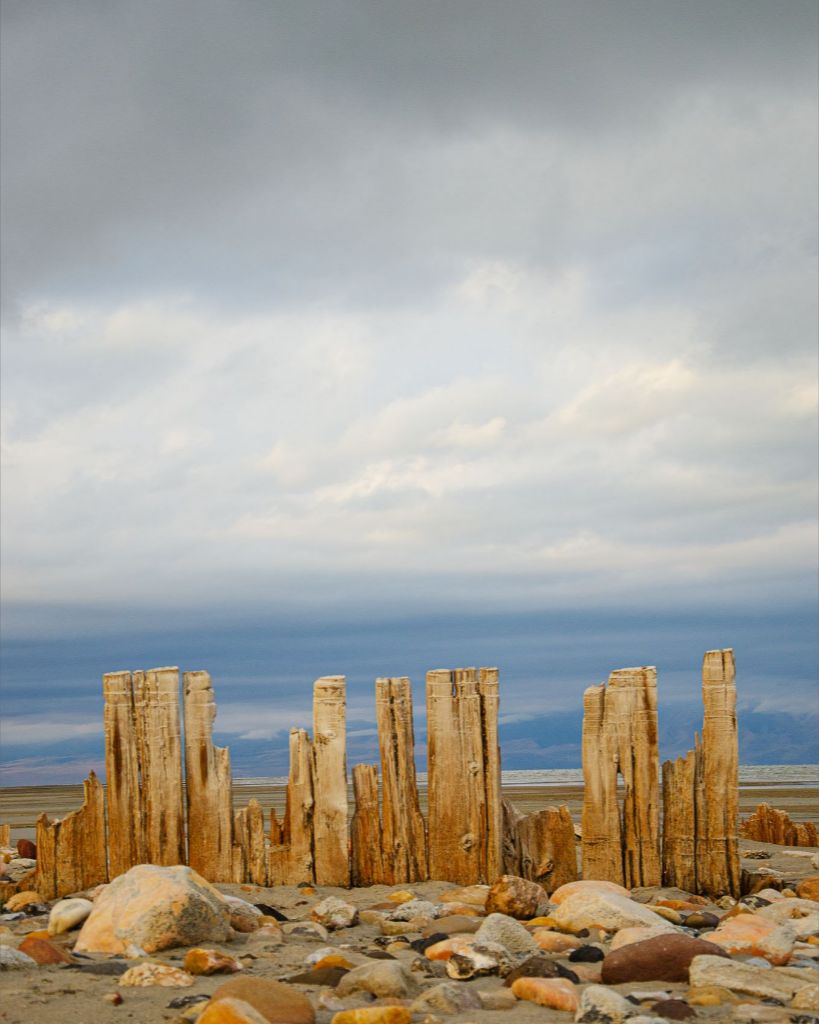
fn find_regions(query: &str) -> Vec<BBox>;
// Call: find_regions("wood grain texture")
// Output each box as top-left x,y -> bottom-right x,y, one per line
350,763 -> 384,886
103,671 -> 144,877
268,727 -> 315,885
312,676 -> 349,886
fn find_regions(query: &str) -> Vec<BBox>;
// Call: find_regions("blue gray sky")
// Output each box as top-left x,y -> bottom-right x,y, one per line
1,1 -> 817,783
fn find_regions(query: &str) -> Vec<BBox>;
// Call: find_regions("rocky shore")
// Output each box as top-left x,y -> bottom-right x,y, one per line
1,842 -> 818,1024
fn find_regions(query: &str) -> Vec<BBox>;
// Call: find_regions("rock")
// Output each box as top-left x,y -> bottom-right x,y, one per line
683,912 -> 719,930
791,984 -> 819,1010
569,963 -> 603,983
503,955 -> 572,985
756,898 -> 819,937
685,985 -> 739,1006
381,918 -> 430,935
649,999 -> 694,1020
411,981 -> 482,1014
422,915 -> 480,937
436,902 -> 484,917
311,896 -> 359,930
184,948 -> 244,975
119,962 -> 194,987
552,891 -> 677,935
16,839 -> 36,859
424,935 -> 480,960
575,984 -> 639,1023
707,913 -> 796,964
479,987 -> 519,1010
386,900 -> 437,922
5,890 -> 43,912
551,880 -> 631,904
648,906 -> 682,924
198,997 -> 272,1024
48,897 -> 93,935
486,875 -> 546,919
569,945 -> 605,962
253,919 -> 285,943
210,977 -> 315,1024
75,865 -> 231,955
602,934 -> 730,984
4,857 -> 36,882
511,976 -> 579,1011
103,993 -> 123,1006
287,967 -> 350,986
388,890 -> 416,903
445,939 -> 512,979
224,896 -> 262,933
532,930 -> 583,953
332,1010 -> 412,1024
438,885 -> 490,907
610,926 -> 672,950
281,920 -> 330,941
336,961 -> 417,999
796,877 -> 819,903
17,935 -> 75,965
311,954 -> 355,970
0,945 -> 37,969
688,954 -> 812,1000
475,913 -> 539,955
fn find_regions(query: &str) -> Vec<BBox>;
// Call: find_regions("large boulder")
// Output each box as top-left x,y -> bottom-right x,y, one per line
551,890 -> 677,934
74,864 -> 232,955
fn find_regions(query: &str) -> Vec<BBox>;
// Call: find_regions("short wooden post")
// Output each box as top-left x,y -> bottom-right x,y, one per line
351,764 -> 384,886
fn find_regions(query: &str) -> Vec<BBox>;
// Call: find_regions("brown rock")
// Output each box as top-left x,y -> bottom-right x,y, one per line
486,875 -> 545,919
651,999 -> 695,1019
16,839 -> 36,860
796,876 -> 819,902
211,977 -> 315,1024
184,948 -> 244,975
17,935 -> 75,965
601,933 -> 730,984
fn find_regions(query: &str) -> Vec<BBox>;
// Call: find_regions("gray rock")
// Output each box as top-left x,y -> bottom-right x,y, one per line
335,960 -> 417,999
445,939 -> 514,979
311,896 -> 358,930
475,913 -> 539,956
3,859 -> 36,883
689,954 -> 811,1001
0,946 -> 37,970
387,899 -> 438,921
575,984 -> 640,1023
411,981 -> 482,1014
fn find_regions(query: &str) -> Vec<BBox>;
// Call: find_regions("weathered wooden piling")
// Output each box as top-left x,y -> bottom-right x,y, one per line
661,650 -> 740,897
34,772 -> 107,899
312,676 -> 349,886
268,727 -> 315,885
502,799 -> 578,892
0,824 -> 10,848
184,670 -> 234,882
350,764 -> 385,886
581,667 -> 660,888
375,676 -> 427,883
103,671 -> 144,876
740,804 -> 818,846
426,667 -> 502,884
233,798 -> 267,886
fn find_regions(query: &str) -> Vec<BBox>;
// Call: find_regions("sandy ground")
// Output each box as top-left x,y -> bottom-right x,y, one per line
1,785 -> 817,1024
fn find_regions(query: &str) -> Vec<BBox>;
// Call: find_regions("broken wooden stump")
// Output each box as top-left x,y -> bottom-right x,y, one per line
739,803 -> 818,847
376,676 -> 427,883
581,666 -> 660,888
662,649 -> 740,898
183,670 -> 234,882
350,763 -> 385,886
502,798 -> 578,892
34,771 -> 107,900
312,676 -> 349,887
268,727 -> 315,885
232,798 -> 267,885
0,824 -> 10,848
426,667 -> 502,884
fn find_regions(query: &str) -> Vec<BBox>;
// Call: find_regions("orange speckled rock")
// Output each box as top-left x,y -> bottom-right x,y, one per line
550,880 -> 630,905
184,948 -> 244,975
796,877 -> 819,903
707,913 -> 795,964
532,930 -> 582,953
313,955 -> 355,970
331,1009 -> 412,1024
18,935 -> 75,965
119,962 -> 194,987
198,998 -> 270,1024
425,935 -> 477,961
75,864 -> 231,955
511,976 -> 579,1011
486,875 -> 546,919
210,977 -> 315,1024
387,891 -> 416,903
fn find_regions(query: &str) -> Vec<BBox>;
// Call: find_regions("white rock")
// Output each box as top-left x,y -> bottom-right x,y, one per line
48,897 -> 93,936
689,954 -> 812,1001
575,984 -> 639,1023
387,899 -> 438,921
552,891 -> 677,935
311,896 -> 358,930
475,913 -> 539,956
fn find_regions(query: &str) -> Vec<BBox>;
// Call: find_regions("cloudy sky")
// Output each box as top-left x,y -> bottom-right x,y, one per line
1,1 -> 817,783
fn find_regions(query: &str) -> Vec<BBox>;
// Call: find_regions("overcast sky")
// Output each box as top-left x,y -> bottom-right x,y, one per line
1,1 -> 817,778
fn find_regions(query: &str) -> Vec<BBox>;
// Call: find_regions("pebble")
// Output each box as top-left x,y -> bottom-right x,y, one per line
388,890 -> 416,903
486,875 -> 546,919
184,948 -> 244,975
386,900 -> 437,922
210,977 -> 315,1024
17,934 -> 76,965
707,913 -> 796,964
532,929 -> 583,952
3,858 -> 36,882
411,981 -> 483,1014
336,960 -> 417,999
791,984 -> 819,1010
685,985 -> 740,1006
119,962 -> 195,987
16,839 -> 37,859
102,992 -> 123,1006
224,896 -> 263,933
649,998 -> 695,1019
287,966 -> 351,986
569,944 -> 605,962
503,954 -> 577,985
282,920 -> 330,940
312,896 -> 359,930
511,976 -> 579,1011
197,996 -> 271,1024
438,885 -> 489,908
683,912 -> 720,930
648,906 -> 682,925
551,879 -> 630,904
332,1010 -> 412,1024
602,933 -> 730,984
796,877 -> 819,903
0,945 -> 37,969
552,891 -> 677,934
381,918 -> 431,935
474,912 -> 540,955
575,984 -> 640,1023
478,987 -> 519,1010
4,890 -> 43,912
688,953 -> 811,1001
45,897 -> 93,935
422,915 -> 480,937
445,939 -> 512,979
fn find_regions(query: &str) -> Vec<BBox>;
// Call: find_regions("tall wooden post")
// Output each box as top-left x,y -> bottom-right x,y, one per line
312,676 -> 349,886
103,671 -> 144,876
268,727 -> 315,885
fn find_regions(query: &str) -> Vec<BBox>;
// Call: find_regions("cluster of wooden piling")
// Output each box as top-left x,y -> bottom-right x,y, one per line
740,804 -> 818,847
11,648 -> 750,902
